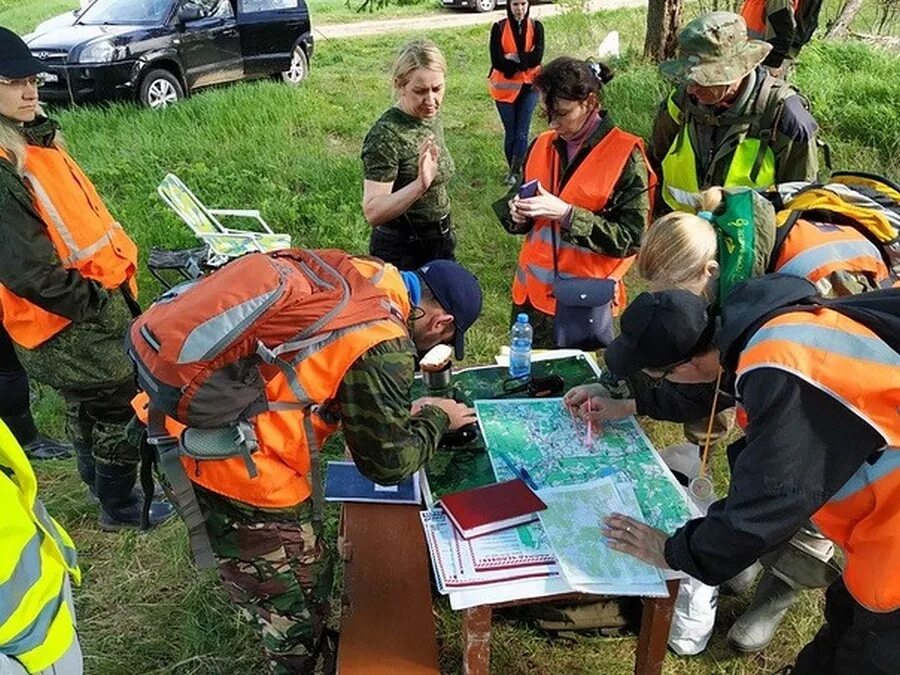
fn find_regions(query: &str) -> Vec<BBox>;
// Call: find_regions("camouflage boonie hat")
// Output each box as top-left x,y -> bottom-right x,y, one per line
660,12 -> 772,87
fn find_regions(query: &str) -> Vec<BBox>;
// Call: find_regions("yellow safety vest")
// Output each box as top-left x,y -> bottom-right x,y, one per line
0,422 -> 80,672
661,92 -> 777,212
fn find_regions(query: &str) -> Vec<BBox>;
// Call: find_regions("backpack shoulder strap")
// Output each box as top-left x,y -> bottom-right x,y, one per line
767,208 -> 803,273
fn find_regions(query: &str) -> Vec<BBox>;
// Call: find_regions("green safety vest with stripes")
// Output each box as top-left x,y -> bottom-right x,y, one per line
661,84 -> 783,212
0,421 -> 80,672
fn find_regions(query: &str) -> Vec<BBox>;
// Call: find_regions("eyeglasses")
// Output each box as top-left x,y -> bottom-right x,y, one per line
643,357 -> 692,382
0,74 -> 47,89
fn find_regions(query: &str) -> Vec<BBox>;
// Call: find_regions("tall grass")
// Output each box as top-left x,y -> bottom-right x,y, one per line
6,1 -> 899,672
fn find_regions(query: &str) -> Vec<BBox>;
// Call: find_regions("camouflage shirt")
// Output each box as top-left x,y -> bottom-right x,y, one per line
361,107 -> 455,225
338,336 -> 449,485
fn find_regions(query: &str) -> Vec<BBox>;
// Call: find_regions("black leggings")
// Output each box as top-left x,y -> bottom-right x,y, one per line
0,326 -> 29,416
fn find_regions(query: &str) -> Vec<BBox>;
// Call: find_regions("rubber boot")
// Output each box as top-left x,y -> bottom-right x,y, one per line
727,571 -> 799,653
74,442 -> 99,503
720,560 -> 763,596
504,155 -> 523,187
95,462 -> 175,532
1,410 -> 73,460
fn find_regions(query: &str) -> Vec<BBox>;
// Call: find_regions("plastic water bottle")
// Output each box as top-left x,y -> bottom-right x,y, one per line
509,313 -> 533,379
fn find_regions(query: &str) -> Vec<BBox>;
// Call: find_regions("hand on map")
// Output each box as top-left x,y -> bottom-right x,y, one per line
602,514 -> 671,570
563,385 -> 636,424
412,397 -> 477,430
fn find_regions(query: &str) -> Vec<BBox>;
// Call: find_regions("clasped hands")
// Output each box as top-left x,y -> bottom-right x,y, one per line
508,181 -> 571,224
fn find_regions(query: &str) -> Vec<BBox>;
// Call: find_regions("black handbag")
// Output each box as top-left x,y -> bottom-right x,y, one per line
550,223 -> 617,350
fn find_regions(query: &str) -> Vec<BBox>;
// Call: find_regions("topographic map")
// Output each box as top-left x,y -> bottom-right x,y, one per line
475,398 -> 692,536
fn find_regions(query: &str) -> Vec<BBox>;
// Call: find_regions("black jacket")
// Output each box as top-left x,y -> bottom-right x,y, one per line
663,276 -> 891,585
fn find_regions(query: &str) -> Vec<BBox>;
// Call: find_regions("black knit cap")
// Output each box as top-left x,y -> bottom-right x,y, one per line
0,27 -> 45,79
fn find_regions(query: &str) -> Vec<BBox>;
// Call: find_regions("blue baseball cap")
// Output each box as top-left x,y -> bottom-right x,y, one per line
418,260 -> 483,360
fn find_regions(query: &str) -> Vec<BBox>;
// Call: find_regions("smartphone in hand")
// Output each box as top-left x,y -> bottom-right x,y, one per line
518,179 -> 539,199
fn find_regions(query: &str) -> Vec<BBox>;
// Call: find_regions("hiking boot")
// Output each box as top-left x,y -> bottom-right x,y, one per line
2,411 -> 73,460
721,561 -> 763,596
95,462 -> 175,531
504,155 -> 523,187
727,571 -> 799,653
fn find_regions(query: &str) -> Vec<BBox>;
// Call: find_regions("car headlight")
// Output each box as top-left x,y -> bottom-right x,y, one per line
78,40 -> 127,64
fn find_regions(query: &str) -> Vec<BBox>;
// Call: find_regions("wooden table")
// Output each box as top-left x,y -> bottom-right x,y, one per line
460,580 -> 680,675
338,502 -> 680,675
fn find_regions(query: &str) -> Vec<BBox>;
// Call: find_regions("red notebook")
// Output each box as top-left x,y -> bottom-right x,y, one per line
438,479 -> 547,539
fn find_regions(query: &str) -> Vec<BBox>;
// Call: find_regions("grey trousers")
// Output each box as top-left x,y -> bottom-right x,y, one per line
0,577 -> 82,675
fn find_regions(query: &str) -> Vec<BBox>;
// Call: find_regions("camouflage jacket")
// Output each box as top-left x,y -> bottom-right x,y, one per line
337,337 -> 449,485
495,113 -> 652,258
648,68 -> 819,211
361,107 -> 455,225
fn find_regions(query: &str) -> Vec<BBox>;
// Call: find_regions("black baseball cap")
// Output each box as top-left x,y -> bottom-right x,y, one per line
0,27 -> 45,79
605,289 -> 714,378
417,260 -> 483,360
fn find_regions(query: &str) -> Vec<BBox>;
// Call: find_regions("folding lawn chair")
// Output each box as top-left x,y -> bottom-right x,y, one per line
148,173 -> 292,288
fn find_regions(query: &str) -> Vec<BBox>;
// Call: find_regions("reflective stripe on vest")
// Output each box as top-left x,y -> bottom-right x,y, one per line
735,309 -> 900,611
0,144 -> 138,349
741,0 -> 802,37
180,259 -> 413,509
661,94 -> 777,212
488,19 -> 540,103
774,219 -> 890,286
511,127 -> 656,316
0,422 -> 80,671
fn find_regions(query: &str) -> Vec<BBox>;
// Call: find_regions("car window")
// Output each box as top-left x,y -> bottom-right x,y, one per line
240,0 -> 299,13
194,0 -> 236,19
78,0 -> 175,25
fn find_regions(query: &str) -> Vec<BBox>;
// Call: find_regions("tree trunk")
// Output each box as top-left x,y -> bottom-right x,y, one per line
825,0 -> 864,38
644,0 -> 684,63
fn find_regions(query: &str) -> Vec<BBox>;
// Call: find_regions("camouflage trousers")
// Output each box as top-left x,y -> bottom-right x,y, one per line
196,488 -> 336,675
13,292 -> 139,467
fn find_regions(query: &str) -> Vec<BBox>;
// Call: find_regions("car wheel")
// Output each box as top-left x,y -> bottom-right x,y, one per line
281,45 -> 309,85
474,0 -> 496,11
139,69 -> 184,109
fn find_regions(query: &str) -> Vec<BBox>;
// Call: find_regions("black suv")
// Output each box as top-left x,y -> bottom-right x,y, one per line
25,0 -> 313,108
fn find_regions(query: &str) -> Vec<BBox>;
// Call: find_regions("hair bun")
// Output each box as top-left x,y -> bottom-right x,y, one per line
588,61 -> 614,85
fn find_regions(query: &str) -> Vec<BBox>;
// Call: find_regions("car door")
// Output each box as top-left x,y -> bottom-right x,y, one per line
175,0 -> 243,89
236,0 -> 307,77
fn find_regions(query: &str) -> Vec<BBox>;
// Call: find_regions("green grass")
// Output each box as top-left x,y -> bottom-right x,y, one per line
4,0 -> 899,672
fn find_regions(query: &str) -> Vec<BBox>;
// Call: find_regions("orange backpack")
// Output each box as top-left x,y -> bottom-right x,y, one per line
126,249 -> 403,429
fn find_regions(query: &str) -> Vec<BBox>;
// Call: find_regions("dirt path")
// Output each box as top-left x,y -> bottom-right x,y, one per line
315,0 -> 646,39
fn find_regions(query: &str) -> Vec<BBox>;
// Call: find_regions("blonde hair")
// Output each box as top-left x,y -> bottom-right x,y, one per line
392,39 -> 447,90
637,188 -> 725,291
0,105 -> 59,174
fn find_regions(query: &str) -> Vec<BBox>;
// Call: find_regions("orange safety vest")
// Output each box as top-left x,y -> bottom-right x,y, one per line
135,258 -> 412,510
773,218 -> 890,287
511,127 -> 656,316
0,145 -> 138,349
736,308 -> 900,612
488,19 -> 541,104
741,0 -> 802,36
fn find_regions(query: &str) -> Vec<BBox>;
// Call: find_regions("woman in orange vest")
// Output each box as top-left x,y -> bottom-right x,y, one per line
496,57 -> 656,348
599,275 -> 900,674
488,0 -> 544,186
0,27 -> 171,530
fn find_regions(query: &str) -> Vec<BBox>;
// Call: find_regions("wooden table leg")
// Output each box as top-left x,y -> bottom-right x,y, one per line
634,579 -> 680,675
462,605 -> 493,675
